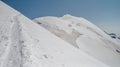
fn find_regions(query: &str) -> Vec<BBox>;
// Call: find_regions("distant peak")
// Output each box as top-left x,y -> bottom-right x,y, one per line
61,14 -> 84,20
62,14 -> 74,18
63,14 -> 73,17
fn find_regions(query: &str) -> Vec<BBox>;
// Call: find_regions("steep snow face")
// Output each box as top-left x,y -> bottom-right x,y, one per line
0,2 -> 22,67
0,1 -> 110,67
34,14 -> 120,67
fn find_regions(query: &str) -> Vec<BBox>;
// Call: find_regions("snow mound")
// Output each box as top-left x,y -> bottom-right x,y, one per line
34,14 -> 120,67
0,1 -> 110,67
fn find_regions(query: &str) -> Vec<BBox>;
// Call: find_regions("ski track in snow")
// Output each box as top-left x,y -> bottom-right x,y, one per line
0,14 -> 22,67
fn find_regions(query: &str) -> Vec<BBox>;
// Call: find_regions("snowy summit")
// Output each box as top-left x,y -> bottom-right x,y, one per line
0,1 -> 120,67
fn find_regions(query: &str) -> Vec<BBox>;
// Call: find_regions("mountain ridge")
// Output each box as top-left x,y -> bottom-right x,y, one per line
0,1 -> 112,67
33,14 -> 120,67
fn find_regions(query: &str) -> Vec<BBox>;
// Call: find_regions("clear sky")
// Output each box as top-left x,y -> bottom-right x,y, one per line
2,0 -> 120,35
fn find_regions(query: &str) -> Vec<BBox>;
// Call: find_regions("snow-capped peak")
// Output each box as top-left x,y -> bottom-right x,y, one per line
34,14 -> 120,67
0,1 -> 112,67
62,14 -> 76,18
0,0 -> 120,67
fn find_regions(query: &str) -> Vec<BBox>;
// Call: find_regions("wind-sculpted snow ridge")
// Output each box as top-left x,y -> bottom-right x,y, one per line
0,1 -> 111,67
34,14 -> 120,67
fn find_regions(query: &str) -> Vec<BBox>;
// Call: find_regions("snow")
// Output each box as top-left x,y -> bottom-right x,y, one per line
33,15 -> 120,67
0,1 -> 110,67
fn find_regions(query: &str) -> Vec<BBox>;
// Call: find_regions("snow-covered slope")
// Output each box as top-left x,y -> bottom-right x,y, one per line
34,15 -> 120,67
0,1 -> 111,67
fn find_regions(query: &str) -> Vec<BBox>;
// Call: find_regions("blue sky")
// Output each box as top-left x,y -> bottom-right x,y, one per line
2,0 -> 120,35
